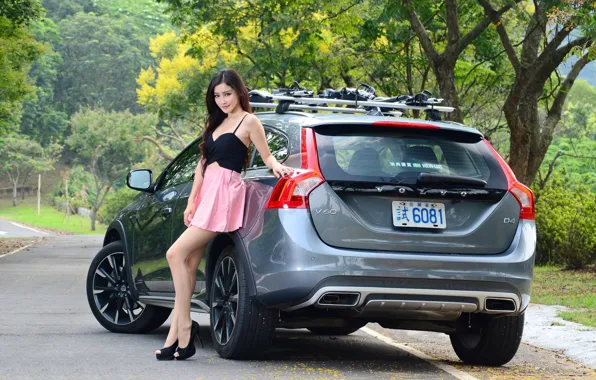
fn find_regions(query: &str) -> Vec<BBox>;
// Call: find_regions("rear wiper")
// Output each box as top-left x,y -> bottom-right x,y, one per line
417,173 -> 487,187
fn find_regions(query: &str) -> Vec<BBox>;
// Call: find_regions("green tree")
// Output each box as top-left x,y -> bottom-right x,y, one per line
0,133 -> 61,206
480,0 -> 596,184
20,18 -> 67,146
395,0 -> 521,123
0,16 -> 44,136
66,108 -> 157,230
41,0 -> 97,21
55,12 -> 150,115
155,0 -> 372,90
0,0 -> 42,25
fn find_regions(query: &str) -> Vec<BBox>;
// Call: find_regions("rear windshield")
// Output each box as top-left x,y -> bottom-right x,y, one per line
314,125 -> 507,189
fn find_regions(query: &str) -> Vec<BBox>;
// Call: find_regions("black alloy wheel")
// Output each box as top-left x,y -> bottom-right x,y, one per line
91,251 -> 144,325
87,241 -> 171,333
209,245 -> 277,359
211,256 -> 239,346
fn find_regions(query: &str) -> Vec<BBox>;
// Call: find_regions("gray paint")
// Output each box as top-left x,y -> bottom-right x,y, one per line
308,183 -> 520,254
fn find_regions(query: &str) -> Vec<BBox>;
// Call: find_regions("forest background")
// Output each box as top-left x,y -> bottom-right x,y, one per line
0,0 -> 595,270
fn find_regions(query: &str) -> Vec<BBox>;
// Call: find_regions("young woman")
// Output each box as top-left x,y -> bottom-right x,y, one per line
155,69 -> 293,360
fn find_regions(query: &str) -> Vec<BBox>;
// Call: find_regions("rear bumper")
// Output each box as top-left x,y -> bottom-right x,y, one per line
241,209 -> 536,314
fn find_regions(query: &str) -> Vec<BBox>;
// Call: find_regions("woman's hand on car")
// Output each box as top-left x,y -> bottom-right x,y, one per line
272,162 -> 294,178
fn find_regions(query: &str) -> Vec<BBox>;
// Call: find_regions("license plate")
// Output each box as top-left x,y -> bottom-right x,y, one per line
392,201 -> 446,229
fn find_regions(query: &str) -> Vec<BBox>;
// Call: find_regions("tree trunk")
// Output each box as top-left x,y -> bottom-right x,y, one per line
435,60 -> 463,123
12,182 -> 17,207
90,209 -> 96,231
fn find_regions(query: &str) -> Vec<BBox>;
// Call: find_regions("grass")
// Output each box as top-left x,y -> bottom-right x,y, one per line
0,198 -> 107,235
533,266 -> 596,327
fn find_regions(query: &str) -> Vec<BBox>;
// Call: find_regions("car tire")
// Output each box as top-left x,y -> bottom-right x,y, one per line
86,241 -> 171,334
449,313 -> 524,366
209,245 -> 277,359
307,322 -> 367,336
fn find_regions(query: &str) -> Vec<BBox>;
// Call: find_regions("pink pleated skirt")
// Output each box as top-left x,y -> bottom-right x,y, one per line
189,165 -> 246,232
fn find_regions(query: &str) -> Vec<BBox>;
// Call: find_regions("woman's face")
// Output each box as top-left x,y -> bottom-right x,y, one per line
213,83 -> 240,114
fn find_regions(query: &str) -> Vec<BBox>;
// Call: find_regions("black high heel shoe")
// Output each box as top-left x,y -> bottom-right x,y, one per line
155,339 -> 178,361
175,321 -> 201,360
191,320 -> 204,348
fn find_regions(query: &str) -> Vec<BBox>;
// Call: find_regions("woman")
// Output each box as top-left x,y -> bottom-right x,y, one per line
155,69 -> 293,361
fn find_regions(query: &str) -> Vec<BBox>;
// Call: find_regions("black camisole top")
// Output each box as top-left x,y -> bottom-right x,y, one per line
205,114 -> 249,173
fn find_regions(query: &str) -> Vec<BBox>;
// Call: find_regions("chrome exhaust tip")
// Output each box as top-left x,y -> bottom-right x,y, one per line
485,298 -> 516,312
317,292 -> 360,307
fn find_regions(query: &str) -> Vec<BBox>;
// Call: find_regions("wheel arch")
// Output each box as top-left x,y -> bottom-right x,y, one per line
205,232 -> 257,302
102,220 -> 138,299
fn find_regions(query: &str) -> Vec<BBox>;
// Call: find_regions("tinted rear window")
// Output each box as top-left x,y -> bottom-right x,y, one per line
314,125 -> 507,189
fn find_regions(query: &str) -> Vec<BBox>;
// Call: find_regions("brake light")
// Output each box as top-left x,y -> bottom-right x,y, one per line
371,121 -> 440,129
483,138 -> 535,220
265,128 -> 324,209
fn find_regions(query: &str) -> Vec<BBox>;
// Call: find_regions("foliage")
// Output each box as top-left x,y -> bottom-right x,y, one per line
0,133 -> 61,205
137,30 -> 205,122
533,172 -> 596,269
20,18 -> 67,146
536,79 -> 596,191
96,187 -> 137,225
54,12 -> 150,115
136,31 -> 210,157
0,16 -> 44,136
66,108 -> 157,229
155,0 -> 373,90
41,0 -> 97,21
0,0 -> 42,26
94,0 -> 170,40
50,165 -> 93,208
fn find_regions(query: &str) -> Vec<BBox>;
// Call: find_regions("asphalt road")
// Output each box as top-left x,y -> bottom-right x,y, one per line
0,235 -> 458,380
0,235 -> 594,380
0,218 -> 52,237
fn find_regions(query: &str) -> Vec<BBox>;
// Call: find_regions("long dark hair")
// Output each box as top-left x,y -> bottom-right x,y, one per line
199,69 -> 252,176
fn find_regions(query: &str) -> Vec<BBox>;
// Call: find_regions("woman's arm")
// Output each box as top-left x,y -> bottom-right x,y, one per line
188,158 -> 205,206
183,158 -> 205,226
247,115 -> 293,178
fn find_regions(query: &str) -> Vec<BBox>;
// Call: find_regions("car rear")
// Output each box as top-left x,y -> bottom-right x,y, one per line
248,116 -> 535,313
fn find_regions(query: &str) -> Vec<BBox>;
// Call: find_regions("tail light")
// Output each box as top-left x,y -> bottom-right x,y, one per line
483,139 -> 535,220
265,128 -> 324,209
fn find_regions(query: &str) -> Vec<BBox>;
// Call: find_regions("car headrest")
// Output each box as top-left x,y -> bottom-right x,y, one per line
348,147 -> 381,174
405,145 -> 439,166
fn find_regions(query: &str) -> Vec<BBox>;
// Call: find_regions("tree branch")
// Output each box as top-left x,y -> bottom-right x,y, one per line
445,0 -> 460,45
167,122 -> 185,142
529,36 -> 592,95
141,136 -> 175,161
322,0 -> 361,21
477,0 -> 521,71
544,53 -> 591,136
403,0 -> 440,62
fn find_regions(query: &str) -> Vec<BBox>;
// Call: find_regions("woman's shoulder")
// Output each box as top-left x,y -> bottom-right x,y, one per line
244,113 -> 261,127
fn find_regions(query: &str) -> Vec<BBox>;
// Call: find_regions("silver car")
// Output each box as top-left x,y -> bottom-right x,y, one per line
87,111 -> 536,365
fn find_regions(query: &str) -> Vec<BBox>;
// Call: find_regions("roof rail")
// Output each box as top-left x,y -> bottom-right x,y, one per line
248,84 -> 454,121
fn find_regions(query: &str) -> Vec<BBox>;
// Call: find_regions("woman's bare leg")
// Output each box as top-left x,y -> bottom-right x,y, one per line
164,226 -> 216,355
155,247 -> 203,354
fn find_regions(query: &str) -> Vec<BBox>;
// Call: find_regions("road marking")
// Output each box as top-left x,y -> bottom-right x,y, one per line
361,326 -> 479,380
0,244 -> 33,259
10,222 -> 50,235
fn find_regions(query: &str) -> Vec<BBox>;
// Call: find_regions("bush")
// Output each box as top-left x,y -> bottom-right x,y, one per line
533,172 -> 596,269
96,187 -> 138,224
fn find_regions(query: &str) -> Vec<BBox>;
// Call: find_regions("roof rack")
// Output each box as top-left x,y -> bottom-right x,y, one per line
248,82 -> 454,121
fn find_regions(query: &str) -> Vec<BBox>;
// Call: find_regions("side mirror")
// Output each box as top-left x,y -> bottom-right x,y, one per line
127,169 -> 154,193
